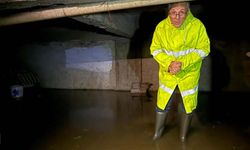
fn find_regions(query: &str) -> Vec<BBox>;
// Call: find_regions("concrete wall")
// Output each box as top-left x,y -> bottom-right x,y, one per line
18,28 -> 128,90
211,40 -> 250,92
20,40 -> 116,89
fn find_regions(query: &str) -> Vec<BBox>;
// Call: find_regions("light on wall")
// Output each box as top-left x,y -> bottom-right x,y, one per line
246,52 -> 250,58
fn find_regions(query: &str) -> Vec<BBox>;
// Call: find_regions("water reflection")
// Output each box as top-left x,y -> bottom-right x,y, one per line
4,89 -> 250,150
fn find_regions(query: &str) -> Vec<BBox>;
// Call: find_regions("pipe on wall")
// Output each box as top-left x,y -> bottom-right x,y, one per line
0,0 -> 192,26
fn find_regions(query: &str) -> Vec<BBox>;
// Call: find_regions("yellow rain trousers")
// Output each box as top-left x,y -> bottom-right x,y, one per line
150,11 -> 210,114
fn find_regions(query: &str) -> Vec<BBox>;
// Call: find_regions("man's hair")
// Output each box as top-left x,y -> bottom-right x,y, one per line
168,2 -> 190,11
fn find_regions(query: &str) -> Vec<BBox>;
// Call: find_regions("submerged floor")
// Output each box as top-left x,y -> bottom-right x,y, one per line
3,89 -> 250,150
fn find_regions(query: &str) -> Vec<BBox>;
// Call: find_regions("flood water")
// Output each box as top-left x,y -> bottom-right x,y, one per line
2,89 -> 250,150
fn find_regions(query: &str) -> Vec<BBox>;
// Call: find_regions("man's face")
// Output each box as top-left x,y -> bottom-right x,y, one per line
169,4 -> 188,28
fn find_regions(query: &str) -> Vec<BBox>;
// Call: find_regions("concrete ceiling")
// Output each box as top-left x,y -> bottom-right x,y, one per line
0,0 -> 192,37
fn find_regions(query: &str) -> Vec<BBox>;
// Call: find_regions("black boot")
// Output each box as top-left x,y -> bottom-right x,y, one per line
179,113 -> 192,142
153,111 -> 167,140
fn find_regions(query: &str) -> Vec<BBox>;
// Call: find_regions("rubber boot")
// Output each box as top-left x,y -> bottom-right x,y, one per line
153,111 -> 167,140
179,113 -> 192,142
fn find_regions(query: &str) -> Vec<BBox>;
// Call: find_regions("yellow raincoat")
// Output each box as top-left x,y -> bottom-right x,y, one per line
150,11 -> 210,114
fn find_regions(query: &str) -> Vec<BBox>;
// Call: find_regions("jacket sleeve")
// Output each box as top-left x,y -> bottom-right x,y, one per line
177,23 -> 210,71
150,25 -> 175,69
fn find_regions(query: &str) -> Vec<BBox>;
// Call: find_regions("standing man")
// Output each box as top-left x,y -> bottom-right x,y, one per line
150,1 -> 210,142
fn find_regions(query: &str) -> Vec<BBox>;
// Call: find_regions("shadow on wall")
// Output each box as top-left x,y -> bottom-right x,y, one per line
207,42 -> 250,125
126,8 -> 166,91
210,44 -> 231,92
129,8 -> 166,59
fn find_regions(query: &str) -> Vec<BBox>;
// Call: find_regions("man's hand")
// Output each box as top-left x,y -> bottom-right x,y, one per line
168,61 -> 182,75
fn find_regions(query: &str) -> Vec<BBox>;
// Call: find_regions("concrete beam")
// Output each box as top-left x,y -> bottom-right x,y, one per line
73,12 -> 139,38
0,0 -> 193,26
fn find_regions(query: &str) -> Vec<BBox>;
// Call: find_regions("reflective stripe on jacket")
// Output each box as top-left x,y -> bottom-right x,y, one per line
150,11 -> 210,114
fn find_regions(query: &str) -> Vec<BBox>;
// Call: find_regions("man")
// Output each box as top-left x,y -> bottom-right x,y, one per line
150,1 -> 210,142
